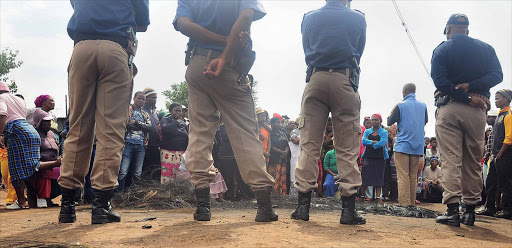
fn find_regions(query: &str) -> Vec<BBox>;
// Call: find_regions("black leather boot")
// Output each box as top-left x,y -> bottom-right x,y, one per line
254,187 -> 278,222
194,187 -> 211,221
291,191 -> 312,221
461,204 -> 476,226
59,187 -> 78,223
340,194 -> 366,225
91,189 -> 121,224
435,203 -> 460,227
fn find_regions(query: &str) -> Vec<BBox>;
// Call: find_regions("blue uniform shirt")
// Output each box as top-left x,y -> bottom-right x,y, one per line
67,0 -> 150,40
173,0 -> 266,51
302,0 -> 366,69
431,34 -> 503,102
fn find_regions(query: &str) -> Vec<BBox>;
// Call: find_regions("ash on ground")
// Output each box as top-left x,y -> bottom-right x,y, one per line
112,180 -> 440,218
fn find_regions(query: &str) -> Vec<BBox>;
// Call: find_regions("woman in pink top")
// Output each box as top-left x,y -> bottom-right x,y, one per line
0,82 -> 41,209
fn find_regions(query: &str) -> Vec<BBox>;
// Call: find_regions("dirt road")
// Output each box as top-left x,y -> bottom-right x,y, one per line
1,190 -> 511,248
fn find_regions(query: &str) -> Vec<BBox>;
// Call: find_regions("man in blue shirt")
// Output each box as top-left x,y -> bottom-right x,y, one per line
293,0 -> 366,225
173,0 -> 277,222
58,0 -> 149,225
431,13 -> 503,227
387,83 -> 427,207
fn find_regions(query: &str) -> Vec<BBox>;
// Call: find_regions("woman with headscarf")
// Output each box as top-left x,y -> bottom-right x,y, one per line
29,108 -> 62,208
360,114 -> 389,203
268,117 -> 289,195
160,103 -> 189,184
0,82 -> 41,209
26,95 -> 56,126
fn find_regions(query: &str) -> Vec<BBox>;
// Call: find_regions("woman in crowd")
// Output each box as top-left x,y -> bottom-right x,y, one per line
0,82 -> 41,209
30,108 -> 61,208
160,103 -> 188,184
383,124 -> 398,201
421,157 -> 443,202
118,92 -> 151,191
26,95 -> 56,126
323,149 -> 339,197
288,117 -> 300,196
361,114 -> 389,203
268,117 -> 288,195
256,109 -> 271,163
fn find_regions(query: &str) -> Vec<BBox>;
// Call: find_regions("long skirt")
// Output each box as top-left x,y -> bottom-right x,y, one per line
268,163 -> 287,195
4,119 -> 41,188
160,149 -> 184,184
361,157 -> 385,187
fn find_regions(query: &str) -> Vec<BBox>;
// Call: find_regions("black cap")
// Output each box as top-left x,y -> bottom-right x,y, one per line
444,13 -> 469,34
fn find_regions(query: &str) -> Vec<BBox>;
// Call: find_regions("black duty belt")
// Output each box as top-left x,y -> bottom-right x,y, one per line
192,47 -> 223,59
313,67 -> 350,76
74,32 -> 128,49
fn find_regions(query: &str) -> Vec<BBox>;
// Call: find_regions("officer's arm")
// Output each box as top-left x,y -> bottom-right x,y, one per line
467,47 -> 503,93
133,0 -> 150,32
387,104 -> 400,127
356,19 -> 367,57
176,17 -> 227,46
431,48 -> 470,103
220,9 -> 255,61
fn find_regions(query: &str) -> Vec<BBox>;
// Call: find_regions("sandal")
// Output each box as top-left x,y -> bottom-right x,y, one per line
5,200 -> 29,210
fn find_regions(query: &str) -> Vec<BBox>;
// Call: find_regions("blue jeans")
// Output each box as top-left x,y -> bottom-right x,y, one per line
323,174 -> 338,197
118,143 -> 145,191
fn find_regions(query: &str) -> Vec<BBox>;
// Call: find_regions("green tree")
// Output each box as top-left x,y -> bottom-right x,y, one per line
163,81 -> 189,109
0,48 -> 23,93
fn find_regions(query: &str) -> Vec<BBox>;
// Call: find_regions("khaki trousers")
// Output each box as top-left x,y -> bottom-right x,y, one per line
184,55 -> 274,190
435,101 -> 485,205
58,40 -> 133,191
395,152 -> 419,206
294,71 -> 362,196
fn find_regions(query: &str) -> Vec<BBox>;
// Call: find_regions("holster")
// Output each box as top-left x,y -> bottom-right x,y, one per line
305,66 -> 313,83
234,40 -> 256,86
185,43 -> 193,66
434,91 -> 450,107
125,26 -> 138,68
349,68 -> 360,92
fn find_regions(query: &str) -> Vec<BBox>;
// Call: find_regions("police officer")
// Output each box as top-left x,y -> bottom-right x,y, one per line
431,13 -> 503,227
58,0 -> 149,224
173,0 -> 277,222
292,0 -> 366,225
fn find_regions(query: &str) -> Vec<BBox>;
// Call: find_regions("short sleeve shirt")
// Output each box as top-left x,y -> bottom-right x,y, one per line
173,0 -> 266,51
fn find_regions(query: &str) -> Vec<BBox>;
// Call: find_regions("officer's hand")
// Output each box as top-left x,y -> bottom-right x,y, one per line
455,83 -> 469,92
239,31 -> 250,47
469,97 -> 487,112
204,57 -> 226,79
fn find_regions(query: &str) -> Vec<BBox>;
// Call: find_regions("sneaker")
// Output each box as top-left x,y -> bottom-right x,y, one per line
5,200 -> 27,210
37,198 -> 48,208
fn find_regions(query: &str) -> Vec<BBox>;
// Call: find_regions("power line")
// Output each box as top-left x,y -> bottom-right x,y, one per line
391,0 -> 432,81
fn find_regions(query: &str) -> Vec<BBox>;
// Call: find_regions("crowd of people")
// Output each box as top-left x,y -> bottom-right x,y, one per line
2,84 -> 508,217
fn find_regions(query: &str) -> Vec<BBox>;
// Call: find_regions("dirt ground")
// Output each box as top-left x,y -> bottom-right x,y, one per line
1,189 -> 511,248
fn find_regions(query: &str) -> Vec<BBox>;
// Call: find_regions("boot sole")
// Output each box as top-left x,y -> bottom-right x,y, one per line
92,215 -> 121,224
290,215 -> 309,221
194,213 -> 211,221
436,219 -> 460,227
59,214 -> 76,223
255,215 -> 279,222
340,220 -> 366,225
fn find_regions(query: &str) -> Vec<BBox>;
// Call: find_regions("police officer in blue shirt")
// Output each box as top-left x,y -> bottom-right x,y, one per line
293,0 -> 366,225
58,0 -> 149,225
431,13 -> 503,227
173,0 -> 277,222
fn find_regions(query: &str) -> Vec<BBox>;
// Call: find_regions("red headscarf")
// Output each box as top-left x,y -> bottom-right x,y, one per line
371,113 -> 382,122
273,113 -> 282,121
34,95 -> 51,108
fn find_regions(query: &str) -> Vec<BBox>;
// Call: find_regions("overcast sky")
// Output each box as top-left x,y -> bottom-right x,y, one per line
1,0 -> 511,136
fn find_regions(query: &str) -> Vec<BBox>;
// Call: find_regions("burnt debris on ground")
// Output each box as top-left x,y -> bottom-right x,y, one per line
112,181 -> 440,218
